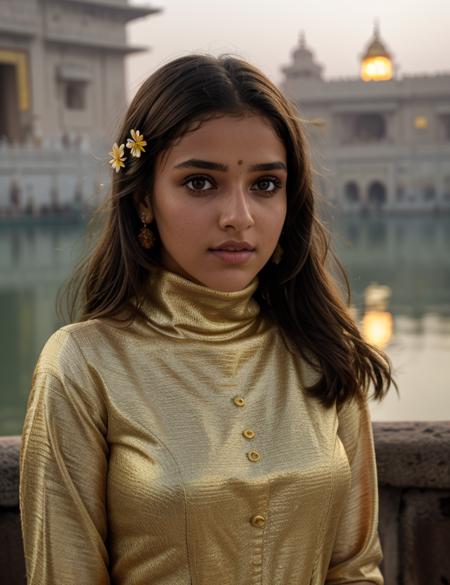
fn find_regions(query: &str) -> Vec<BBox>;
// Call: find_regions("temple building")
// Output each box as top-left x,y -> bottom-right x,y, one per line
281,25 -> 450,212
0,0 -> 161,217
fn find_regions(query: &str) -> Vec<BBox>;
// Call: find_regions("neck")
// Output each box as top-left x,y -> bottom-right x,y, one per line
140,266 -> 261,340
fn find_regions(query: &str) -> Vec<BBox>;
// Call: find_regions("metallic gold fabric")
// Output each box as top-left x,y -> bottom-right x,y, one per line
20,267 -> 384,584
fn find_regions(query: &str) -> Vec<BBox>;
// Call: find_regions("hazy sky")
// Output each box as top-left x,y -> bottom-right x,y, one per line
125,0 -> 449,101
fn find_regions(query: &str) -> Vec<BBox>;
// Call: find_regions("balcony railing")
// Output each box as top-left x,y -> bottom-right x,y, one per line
0,421 -> 449,583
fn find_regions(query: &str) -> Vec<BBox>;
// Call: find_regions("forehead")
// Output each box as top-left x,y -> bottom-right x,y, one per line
159,114 -> 286,170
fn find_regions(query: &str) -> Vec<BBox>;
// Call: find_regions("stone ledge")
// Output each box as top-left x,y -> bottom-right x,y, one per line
373,421 -> 450,489
2,424 -> 450,584
0,436 -> 21,508
1,422 -> 450,507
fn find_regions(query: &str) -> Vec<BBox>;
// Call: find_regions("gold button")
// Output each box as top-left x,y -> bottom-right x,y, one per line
242,429 -> 255,439
233,396 -> 245,407
247,450 -> 260,462
250,514 -> 266,528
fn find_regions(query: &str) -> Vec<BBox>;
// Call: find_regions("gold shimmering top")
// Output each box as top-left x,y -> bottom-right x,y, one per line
141,266 -> 261,340
19,266 -> 384,584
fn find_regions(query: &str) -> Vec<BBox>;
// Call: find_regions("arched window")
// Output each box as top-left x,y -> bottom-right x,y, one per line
344,181 -> 360,203
65,81 -> 87,110
368,181 -> 386,206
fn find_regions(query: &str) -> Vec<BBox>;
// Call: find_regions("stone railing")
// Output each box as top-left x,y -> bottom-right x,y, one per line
374,421 -> 450,584
1,422 -> 449,584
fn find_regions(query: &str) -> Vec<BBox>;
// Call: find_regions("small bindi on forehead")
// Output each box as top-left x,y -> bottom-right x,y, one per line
237,160 -> 243,166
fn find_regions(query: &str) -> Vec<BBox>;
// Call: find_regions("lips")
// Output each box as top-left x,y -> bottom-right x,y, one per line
210,241 -> 255,251
213,247 -> 254,251
209,247 -> 254,265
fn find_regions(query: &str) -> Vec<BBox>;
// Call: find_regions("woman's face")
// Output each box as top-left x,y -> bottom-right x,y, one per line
139,114 -> 287,292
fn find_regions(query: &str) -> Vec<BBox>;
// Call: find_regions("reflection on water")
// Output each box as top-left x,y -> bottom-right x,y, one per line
332,215 -> 450,316
0,222 -> 84,435
332,214 -> 450,421
360,284 -> 393,349
1,215 -> 449,435
362,309 -> 394,350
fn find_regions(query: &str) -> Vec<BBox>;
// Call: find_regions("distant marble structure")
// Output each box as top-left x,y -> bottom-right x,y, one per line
281,25 -> 450,213
0,0 -> 161,218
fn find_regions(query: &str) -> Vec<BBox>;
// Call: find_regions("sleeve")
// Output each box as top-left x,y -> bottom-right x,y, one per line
325,397 -> 384,585
19,328 -> 110,585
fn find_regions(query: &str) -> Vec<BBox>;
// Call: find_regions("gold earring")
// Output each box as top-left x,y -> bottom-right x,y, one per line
271,242 -> 283,265
138,214 -> 155,249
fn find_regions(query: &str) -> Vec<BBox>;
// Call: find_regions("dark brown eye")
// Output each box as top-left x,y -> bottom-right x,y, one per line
252,176 -> 282,194
258,180 -> 272,191
183,175 -> 214,192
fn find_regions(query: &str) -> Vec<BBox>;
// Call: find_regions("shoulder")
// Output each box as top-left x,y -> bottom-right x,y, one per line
36,321 -> 101,375
24,323 -> 110,442
33,318 -> 124,395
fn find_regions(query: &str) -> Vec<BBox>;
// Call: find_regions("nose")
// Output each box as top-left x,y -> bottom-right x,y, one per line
218,185 -> 255,231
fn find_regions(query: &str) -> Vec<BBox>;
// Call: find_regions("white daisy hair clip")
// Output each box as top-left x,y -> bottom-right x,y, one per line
109,129 -> 147,173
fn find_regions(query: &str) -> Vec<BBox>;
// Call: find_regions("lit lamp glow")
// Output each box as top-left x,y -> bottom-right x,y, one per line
414,116 -> 428,129
362,310 -> 393,349
361,56 -> 393,81
360,23 -> 394,82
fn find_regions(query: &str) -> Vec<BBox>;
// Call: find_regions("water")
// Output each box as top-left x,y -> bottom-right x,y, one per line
1,215 -> 449,436
331,215 -> 450,422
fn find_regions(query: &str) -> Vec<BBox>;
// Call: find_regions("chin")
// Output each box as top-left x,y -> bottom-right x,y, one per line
199,272 -> 257,292
161,256 -> 259,292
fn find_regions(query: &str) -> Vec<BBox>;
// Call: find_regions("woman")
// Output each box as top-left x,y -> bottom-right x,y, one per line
19,54 -> 394,584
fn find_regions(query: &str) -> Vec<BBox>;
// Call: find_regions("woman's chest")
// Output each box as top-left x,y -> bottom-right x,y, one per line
104,339 -> 347,517
103,340 -> 352,584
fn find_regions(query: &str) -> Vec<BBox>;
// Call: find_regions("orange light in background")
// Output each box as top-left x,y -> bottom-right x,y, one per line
414,115 -> 428,129
362,310 -> 393,349
361,56 -> 393,81
362,283 -> 393,349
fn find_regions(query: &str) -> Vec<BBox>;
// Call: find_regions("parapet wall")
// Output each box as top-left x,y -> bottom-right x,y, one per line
1,422 -> 449,584
374,421 -> 450,584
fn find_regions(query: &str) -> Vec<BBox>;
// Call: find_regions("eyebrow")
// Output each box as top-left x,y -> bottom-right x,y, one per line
174,158 -> 287,172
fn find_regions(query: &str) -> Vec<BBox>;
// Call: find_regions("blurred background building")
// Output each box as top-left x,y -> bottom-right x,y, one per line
281,25 -> 450,213
1,0 -> 449,437
2,10 -> 450,218
0,0 -> 161,219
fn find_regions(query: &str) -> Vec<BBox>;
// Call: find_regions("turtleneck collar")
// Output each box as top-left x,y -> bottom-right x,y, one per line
140,267 -> 262,340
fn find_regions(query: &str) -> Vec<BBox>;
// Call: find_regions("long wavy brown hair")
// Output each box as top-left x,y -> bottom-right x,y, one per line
60,53 -> 396,407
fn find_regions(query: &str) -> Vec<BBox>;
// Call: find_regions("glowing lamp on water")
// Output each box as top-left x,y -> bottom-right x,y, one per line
362,310 -> 393,349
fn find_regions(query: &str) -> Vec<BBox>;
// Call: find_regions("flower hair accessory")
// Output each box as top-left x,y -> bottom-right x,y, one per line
126,129 -> 147,158
108,143 -> 125,173
109,129 -> 147,173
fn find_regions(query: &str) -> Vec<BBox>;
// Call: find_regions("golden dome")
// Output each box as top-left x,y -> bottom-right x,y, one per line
361,22 -> 394,81
363,23 -> 391,59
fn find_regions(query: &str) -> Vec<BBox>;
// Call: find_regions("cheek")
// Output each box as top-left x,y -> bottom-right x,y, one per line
262,198 -> 287,235
154,196 -> 207,240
